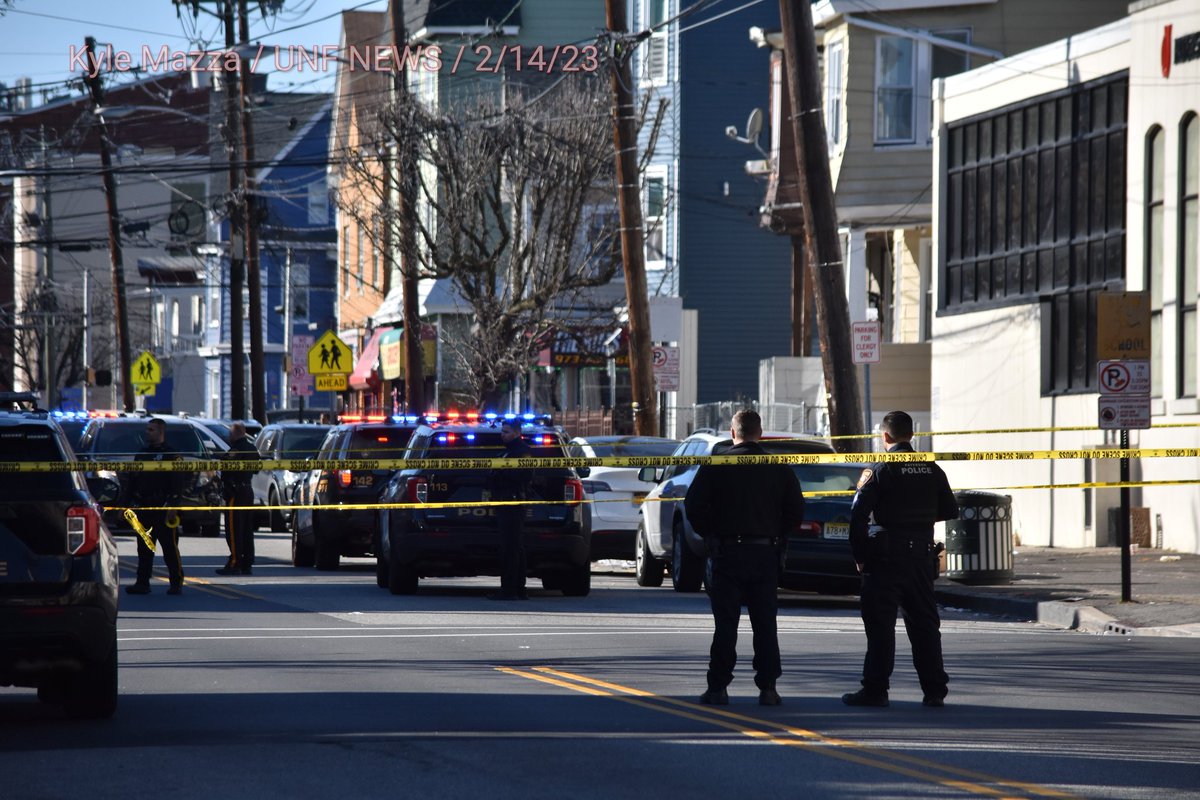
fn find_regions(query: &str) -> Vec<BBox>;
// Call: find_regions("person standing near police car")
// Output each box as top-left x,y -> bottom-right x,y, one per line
487,420 -> 534,600
217,421 -> 259,575
843,410 -> 958,708
684,409 -> 806,706
126,417 -> 188,595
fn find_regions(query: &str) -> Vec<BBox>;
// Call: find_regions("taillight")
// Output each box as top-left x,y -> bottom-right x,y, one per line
795,520 -> 822,538
67,505 -> 100,556
337,470 -> 352,488
564,478 -> 584,503
407,477 -> 428,503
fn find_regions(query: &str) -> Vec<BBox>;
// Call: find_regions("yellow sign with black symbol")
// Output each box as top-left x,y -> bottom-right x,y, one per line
315,374 -> 347,391
131,351 -> 161,385
307,330 -> 351,375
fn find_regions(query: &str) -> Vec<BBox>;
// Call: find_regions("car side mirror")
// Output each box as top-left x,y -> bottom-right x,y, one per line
87,476 -> 121,504
638,466 -> 662,483
575,466 -> 590,478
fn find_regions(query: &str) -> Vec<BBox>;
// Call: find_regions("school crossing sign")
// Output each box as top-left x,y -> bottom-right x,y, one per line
307,330 -> 350,392
131,351 -> 161,396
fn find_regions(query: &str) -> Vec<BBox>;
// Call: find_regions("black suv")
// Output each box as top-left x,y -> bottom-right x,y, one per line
376,415 -> 593,596
303,415 -> 422,570
0,397 -> 122,718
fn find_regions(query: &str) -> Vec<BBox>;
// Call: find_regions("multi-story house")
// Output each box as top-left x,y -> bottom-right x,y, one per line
931,0 -> 1200,553
633,0 -> 794,413
751,0 -> 1128,430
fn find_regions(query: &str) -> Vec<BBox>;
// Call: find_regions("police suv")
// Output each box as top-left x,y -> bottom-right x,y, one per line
375,413 -> 593,596
0,394 -> 122,718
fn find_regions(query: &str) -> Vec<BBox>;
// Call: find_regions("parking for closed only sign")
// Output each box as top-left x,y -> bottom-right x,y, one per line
851,321 -> 881,365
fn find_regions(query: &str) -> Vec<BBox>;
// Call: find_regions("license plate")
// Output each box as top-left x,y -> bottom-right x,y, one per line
823,522 -> 849,540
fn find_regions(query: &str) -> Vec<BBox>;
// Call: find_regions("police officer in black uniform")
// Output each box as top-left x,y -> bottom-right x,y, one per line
217,421 -> 260,576
126,417 -> 189,595
487,419 -> 534,601
842,410 -> 958,708
685,409 -> 806,706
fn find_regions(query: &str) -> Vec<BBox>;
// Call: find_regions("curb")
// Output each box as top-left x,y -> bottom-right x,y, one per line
935,587 -> 1199,637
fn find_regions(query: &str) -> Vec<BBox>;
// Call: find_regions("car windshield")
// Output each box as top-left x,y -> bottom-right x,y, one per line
793,464 -> 862,494
91,423 -> 205,457
347,427 -> 416,459
583,439 -> 678,458
279,428 -> 329,458
0,426 -> 77,497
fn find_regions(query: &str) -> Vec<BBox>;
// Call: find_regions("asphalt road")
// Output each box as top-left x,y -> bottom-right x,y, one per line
3,533 -> 1198,800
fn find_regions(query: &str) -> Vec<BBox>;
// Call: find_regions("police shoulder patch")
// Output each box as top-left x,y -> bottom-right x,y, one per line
857,468 -> 874,489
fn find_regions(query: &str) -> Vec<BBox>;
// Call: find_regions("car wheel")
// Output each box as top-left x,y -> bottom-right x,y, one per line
269,487 -> 287,532
63,635 -> 118,720
313,515 -> 340,571
558,565 -> 592,597
635,523 -> 665,587
672,520 -> 704,593
387,554 -> 418,595
291,523 -> 314,568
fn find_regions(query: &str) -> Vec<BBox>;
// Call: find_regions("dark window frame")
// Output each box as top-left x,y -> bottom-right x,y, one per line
942,72 -> 1128,396
1179,112 -> 1199,398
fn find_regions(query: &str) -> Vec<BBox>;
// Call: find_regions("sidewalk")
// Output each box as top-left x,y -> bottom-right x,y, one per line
934,546 -> 1200,637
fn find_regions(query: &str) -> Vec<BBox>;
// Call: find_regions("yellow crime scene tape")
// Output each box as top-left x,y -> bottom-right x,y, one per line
4,446 -> 1200,474
828,420 -> 1200,439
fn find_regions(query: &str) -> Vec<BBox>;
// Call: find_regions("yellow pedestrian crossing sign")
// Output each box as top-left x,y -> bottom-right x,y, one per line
307,330 -> 351,374
132,351 -> 161,385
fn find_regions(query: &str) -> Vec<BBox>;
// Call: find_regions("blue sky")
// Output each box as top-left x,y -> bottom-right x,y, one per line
0,0 -> 388,100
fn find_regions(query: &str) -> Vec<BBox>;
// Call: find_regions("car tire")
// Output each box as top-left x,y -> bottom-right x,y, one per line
672,520 -> 704,593
63,636 -> 118,720
387,555 -> 418,595
291,523 -> 315,568
559,565 -> 591,597
635,524 -> 665,587
375,552 -> 389,588
269,487 -> 287,532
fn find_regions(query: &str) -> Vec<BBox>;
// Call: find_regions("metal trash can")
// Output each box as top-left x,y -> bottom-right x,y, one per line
944,491 -> 1013,585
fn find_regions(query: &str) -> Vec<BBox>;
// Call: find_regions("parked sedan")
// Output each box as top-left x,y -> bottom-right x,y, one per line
635,432 -> 858,594
251,423 -> 330,531
567,435 -> 679,560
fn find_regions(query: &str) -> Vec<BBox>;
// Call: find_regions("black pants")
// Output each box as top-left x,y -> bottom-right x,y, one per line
497,505 -> 526,596
225,489 -> 256,568
859,554 -> 948,698
706,543 -> 781,692
134,508 -> 184,587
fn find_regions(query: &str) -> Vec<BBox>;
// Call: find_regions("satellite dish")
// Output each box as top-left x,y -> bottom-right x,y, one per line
746,108 -> 763,143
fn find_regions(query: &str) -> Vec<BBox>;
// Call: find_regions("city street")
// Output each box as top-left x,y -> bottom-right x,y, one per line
2,533 -> 1197,800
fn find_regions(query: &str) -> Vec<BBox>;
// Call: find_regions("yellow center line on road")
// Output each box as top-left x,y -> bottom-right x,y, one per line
498,666 -> 1078,800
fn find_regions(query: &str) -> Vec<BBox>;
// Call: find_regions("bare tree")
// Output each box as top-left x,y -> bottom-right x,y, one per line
337,74 -> 621,407
0,281 -> 111,407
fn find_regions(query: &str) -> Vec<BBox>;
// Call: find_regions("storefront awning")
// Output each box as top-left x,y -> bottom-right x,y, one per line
349,327 -> 391,390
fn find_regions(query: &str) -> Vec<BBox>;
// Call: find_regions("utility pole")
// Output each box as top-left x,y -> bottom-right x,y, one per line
39,126 -> 56,408
777,0 -> 864,451
605,0 -> 657,436
238,0 -> 266,423
389,0 -> 425,414
220,1 -> 246,420
82,36 -> 135,412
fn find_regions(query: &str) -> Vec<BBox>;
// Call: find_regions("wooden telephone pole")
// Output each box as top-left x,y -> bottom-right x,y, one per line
81,37 -> 135,412
221,2 -> 247,420
778,0 -> 864,450
605,0 -> 658,436
389,0 -> 425,414
238,0 -> 266,423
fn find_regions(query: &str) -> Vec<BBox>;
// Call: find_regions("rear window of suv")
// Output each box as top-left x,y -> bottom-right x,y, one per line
0,425 -> 77,497
279,428 -> 328,458
91,422 -> 206,457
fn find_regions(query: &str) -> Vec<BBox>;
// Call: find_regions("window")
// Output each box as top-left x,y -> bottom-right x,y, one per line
644,174 -> 666,265
825,41 -> 844,147
191,296 -> 204,335
292,260 -> 309,319
356,223 -> 364,295
943,73 -> 1128,395
931,29 -> 971,81
642,0 -> 668,83
1180,113 -> 1198,398
875,36 -> 915,143
307,181 -> 326,225
372,218 -> 380,290
1147,126 -> 1165,397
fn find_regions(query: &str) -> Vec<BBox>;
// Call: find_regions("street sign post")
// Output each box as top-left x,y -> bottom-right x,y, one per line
651,345 -> 679,393
290,334 -> 314,397
851,321 -> 881,433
